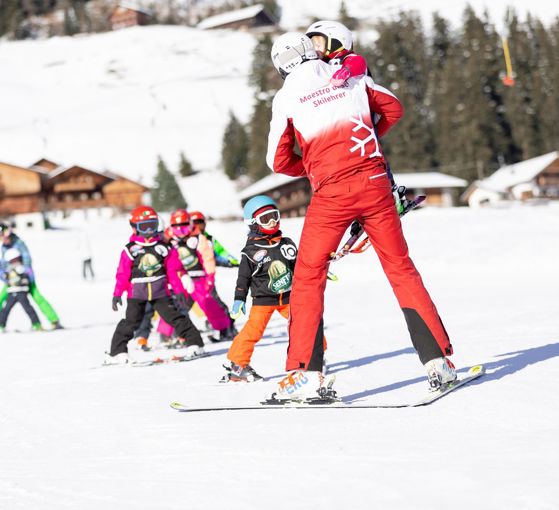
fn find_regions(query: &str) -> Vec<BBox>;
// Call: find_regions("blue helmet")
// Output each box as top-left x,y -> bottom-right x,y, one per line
243,195 -> 278,224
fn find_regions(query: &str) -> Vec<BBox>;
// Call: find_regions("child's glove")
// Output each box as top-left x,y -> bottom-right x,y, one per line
230,300 -> 246,320
330,66 -> 351,87
112,296 -> 122,311
392,185 -> 410,215
175,292 -> 188,310
180,274 -> 195,294
349,220 -> 362,237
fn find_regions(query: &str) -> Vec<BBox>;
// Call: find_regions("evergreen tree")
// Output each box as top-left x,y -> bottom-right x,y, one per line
369,13 -> 435,172
261,0 -> 280,21
151,156 -> 187,211
0,0 -> 21,38
247,98 -> 273,182
338,0 -> 358,30
221,111 -> 249,180
249,33 -> 282,94
178,151 -> 195,177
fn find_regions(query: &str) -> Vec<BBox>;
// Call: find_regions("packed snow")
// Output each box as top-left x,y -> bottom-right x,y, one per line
1,203 -> 557,509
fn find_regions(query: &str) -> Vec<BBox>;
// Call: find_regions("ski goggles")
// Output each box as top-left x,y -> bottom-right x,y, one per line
170,223 -> 191,237
134,219 -> 159,236
248,209 -> 280,228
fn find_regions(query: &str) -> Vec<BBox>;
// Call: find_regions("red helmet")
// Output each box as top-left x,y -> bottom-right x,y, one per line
189,211 -> 205,223
129,206 -> 159,237
170,209 -> 190,226
169,209 -> 191,238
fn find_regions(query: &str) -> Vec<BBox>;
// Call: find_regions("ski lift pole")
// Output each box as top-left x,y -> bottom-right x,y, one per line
502,37 -> 515,86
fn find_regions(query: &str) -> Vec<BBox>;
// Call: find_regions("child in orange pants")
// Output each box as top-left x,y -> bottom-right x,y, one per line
221,195 -> 327,383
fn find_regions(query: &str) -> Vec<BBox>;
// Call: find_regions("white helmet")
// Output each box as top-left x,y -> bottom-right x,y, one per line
4,247 -> 21,262
306,20 -> 353,58
271,32 -> 318,79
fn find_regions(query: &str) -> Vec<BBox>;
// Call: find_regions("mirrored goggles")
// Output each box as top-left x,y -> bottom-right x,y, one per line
135,219 -> 159,236
253,209 -> 280,227
171,224 -> 191,237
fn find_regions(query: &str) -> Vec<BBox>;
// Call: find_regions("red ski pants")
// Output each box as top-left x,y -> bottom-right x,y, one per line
286,169 -> 452,371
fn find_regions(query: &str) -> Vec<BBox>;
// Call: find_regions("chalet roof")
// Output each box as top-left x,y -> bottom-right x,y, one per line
112,2 -> 152,17
29,158 -> 61,173
392,172 -> 468,189
478,151 -> 559,191
238,172 -> 298,200
197,4 -> 274,30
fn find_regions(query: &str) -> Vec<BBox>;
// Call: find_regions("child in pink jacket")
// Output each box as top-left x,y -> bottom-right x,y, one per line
104,206 -> 204,364
157,209 -> 235,343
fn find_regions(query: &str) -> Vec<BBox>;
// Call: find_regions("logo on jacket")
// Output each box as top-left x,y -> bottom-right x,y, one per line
268,260 -> 292,294
280,244 -> 297,261
177,246 -> 198,270
254,249 -> 267,262
349,113 -> 382,158
154,244 -> 169,257
138,253 -> 162,277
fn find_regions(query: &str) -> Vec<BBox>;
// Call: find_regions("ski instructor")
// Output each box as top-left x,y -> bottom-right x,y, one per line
265,33 -> 456,401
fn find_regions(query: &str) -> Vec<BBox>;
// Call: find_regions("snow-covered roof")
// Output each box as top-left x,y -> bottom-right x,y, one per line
481,151 -> 559,191
197,4 -> 271,30
114,2 -> 152,16
393,172 -> 467,189
237,172 -> 301,200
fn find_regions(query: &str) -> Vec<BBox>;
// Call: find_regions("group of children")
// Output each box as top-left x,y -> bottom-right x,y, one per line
104,194 -> 310,383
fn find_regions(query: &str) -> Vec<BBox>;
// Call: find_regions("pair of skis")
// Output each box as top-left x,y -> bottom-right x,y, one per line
329,195 -> 426,262
169,365 -> 485,413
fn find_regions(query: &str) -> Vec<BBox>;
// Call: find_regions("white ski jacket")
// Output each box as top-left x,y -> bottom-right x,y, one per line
266,59 -> 403,191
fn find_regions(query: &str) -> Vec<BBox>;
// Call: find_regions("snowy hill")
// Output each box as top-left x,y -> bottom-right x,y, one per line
0,25 -> 256,183
1,204 -> 558,509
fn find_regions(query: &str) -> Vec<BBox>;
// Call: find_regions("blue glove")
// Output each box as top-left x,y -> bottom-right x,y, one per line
230,300 -> 246,320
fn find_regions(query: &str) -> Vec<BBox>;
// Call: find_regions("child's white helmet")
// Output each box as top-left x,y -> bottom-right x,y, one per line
306,20 -> 353,58
271,32 -> 318,79
4,247 -> 21,262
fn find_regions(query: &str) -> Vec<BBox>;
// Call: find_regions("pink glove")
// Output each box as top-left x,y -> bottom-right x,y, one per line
330,67 -> 351,87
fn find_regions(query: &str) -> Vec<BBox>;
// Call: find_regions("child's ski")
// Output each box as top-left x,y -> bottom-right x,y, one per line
169,365 -> 484,412
93,352 -> 210,369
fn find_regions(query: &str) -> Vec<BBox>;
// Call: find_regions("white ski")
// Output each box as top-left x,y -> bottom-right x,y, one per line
169,365 -> 485,412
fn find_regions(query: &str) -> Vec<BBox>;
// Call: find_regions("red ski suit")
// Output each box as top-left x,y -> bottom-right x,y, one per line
266,59 -> 453,371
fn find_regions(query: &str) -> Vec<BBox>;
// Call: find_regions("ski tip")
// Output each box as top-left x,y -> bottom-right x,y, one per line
468,364 -> 485,376
170,401 -> 184,410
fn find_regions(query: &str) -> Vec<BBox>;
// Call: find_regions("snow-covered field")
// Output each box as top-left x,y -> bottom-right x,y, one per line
1,204 -> 557,509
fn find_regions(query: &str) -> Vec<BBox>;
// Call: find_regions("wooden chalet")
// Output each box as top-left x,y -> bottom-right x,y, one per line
462,151 -> 559,207
197,4 -> 277,32
110,4 -> 151,31
0,159 -> 148,222
0,161 -> 46,216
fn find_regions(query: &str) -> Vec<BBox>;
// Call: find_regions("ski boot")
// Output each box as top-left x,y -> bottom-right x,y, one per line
103,352 -> 129,366
424,357 -> 457,392
32,323 -> 43,331
51,321 -> 64,330
136,336 -> 150,351
263,371 -> 339,405
184,344 -> 206,359
220,362 -> 263,383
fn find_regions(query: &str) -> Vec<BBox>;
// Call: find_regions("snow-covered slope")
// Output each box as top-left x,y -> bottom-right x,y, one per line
0,204 -> 558,509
